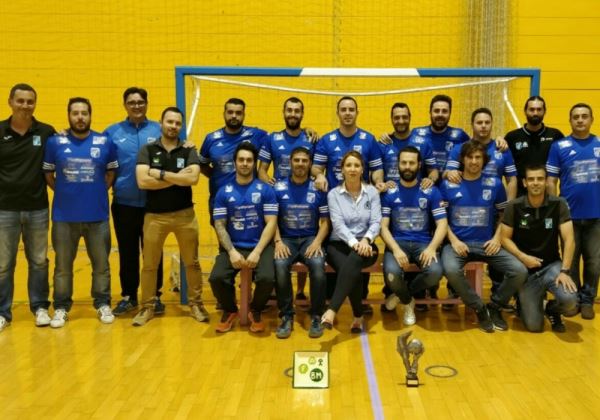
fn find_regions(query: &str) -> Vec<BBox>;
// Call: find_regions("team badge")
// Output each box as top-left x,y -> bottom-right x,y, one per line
594,147 -> 600,158
90,147 -> 100,158
152,157 -> 160,164
252,192 -> 261,203
32,136 -> 41,146
419,198 -> 428,209
307,193 -> 315,203
545,218 -> 553,229
177,158 -> 185,168
445,141 -> 453,152
516,142 -> 522,150
364,200 -> 371,209
482,189 -> 492,201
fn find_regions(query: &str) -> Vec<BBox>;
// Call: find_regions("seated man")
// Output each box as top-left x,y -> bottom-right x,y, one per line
440,141 -> 528,332
380,147 -> 447,325
273,147 -> 329,339
501,165 -> 578,332
209,142 -> 278,334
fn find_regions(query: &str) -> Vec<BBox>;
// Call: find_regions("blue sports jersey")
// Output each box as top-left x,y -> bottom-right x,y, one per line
43,131 -> 118,222
313,128 -> 383,190
382,184 -> 446,243
377,135 -> 437,182
199,125 -> 268,200
213,179 -> 278,249
546,135 -> 600,219
412,125 -> 470,171
258,130 -> 314,180
446,140 -> 517,178
440,176 -> 507,242
274,178 -> 328,238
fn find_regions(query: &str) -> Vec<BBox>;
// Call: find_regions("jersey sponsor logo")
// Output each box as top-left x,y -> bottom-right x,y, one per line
117,137 -> 127,143
274,182 -> 287,191
274,133 -> 284,141
90,147 -> 101,158
92,136 -> 107,145
228,197 -> 236,202
447,182 -> 460,189
64,147 -> 72,154
394,197 -> 402,203
252,192 -> 261,203
334,146 -> 341,152
359,132 -> 367,140
454,191 -> 462,198
558,140 -> 572,148
540,137 -> 553,142
2,134 -> 12,140
225,185 -> 233,192
278,145 -> 285,150
212,131 -> 223,139
569,150 -> 577,156
281,194 -> 290,200
329,133 -> 337,141
545,218 -> 553,229
353,145 -> 362,153
216,141 -> 224,147
307,192 -> 315,203
482,189 -> 492,201
152,157 -> 160,164
417,128 -> 427,136
387,149 -> 395,155
419,198 -> 428,209
177,158 -> 185,168
483,177 -> 496,186
147,137 -> 157,143
58,137 -> 70,144
32,135 -> 41,146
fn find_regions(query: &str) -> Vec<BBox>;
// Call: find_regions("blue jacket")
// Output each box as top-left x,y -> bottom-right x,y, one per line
104,118 -> 161,207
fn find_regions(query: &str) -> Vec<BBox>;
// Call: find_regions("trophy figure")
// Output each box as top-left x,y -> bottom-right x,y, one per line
397,331 -> 425,387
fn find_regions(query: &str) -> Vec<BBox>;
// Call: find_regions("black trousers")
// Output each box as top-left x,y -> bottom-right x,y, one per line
326,241 -> 379,317
111,202 -> 163,300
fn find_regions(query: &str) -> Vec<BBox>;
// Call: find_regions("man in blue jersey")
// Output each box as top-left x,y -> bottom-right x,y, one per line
380,147 -> 447,325
378,103 -> 438,187
132,107 -> 207,327
547,103 -> 600,320
445,108 -> 518,200
441,141 -> 528,332
258,97 -> 317,184
209,142 -> 278,334
0,84 -> 56,332
43,97 -> 118,328
200,98 -> 269,218
273,147 -> 329,339
104,87 -> 165,316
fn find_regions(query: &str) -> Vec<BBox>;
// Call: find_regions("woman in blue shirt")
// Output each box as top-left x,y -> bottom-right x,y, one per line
322,151 -> 382,332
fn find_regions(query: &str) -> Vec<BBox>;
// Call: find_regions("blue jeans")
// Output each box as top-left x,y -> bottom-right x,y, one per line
0,209 -> 49,321
519,261 -> 578,332
52,221 -> 112,311
441,243 -> 528,309
572,219 -> 600,305
274,236 -> 326,318
383,241 -> 443,304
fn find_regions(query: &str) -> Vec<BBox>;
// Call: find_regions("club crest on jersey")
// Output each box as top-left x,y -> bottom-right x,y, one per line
252,192 -> 261,203
177,158 -> 185,168
92,136 -> 106,145
353,145 -> 362,153
90,147 -> 100,158
32,136 -> 41,146
419,198 -> 428,209
545,218 -> 553,229
594,147 -> 600,158
445,141 -> 453,152
494,151 -> 503,159
482,189 -> 492,201
307,193 -> 315,203
152,157 -> 160,164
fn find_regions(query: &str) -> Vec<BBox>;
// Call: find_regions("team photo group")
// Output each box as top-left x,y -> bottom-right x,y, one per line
1,83 -> 598,339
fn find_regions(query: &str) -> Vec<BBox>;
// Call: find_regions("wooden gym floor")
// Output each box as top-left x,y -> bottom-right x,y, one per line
1,246 -> 599,420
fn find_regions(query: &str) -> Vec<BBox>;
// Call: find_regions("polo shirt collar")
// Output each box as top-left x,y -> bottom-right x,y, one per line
155,138 -> 184,150
340,182 -> 366,196
524,193 -> 550,208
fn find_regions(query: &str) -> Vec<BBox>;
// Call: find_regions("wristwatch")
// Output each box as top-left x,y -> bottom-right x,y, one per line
560,268 -> 570,275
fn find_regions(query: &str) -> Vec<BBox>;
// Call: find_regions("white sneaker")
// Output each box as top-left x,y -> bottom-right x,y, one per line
97,305 -> 115,324
50,309 -> 68,328
35,308 -> 51,327
403,299 -> 416,326
0,315 -> 9,332
385,294 -> 401,311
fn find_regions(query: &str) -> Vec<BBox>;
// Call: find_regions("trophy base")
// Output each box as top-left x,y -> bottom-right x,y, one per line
406,375 -> 419,387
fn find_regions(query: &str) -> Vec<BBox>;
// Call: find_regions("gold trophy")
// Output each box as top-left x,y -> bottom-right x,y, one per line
397,331 -> 424,387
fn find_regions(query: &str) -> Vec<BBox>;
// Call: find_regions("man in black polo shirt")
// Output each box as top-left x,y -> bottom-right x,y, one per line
0,83 -> 55,331
504,96 -> 565,196
132,106 -> 208,326
500,164 -> 578,332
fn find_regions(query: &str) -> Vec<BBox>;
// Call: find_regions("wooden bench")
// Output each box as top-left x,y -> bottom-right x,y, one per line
237,256 -> 484,326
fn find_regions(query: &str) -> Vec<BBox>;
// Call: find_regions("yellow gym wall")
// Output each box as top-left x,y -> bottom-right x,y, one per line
1,0 -> 598,255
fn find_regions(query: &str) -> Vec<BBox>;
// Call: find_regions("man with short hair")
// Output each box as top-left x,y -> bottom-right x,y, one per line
380,147 -> 447,325
547,103 -> 600,319
104,87 -> 165,316
209,142 -> 278,334
440,141 -> 528,333
505,96 -> 565,196
501,165 -> 577,332
273,147 -> 329,339
0,83 -> 55,332
132,107 -> 207,326
43,97 -> 118,328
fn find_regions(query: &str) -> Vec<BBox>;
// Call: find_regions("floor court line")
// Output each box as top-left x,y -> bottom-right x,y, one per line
360,327 -> 385,420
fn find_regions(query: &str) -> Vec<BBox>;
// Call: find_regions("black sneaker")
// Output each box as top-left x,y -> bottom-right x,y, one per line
545,310 -> 566,333
487,303 -> 508,331
475,306 -> 494,333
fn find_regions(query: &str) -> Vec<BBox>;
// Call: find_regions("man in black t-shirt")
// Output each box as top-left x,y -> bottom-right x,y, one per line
0,83 -> 55,331
504,96 -> 565,196
132,107 -> 208,326
500,165 -> 578,332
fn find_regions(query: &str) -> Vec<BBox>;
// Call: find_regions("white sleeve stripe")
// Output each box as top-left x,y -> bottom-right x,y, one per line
369,158 -> 383,167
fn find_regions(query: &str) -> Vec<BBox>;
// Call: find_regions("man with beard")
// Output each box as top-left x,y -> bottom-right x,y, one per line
379,147 -> 447,325
0,84 -> 56,332
272,147 -> 329,339
501,165 -> 577,332
440,141 -> 528,332
505,96 -> 565,196
43,97 -> 118,328
209,142 -> 278,334
132,107 -> 207,326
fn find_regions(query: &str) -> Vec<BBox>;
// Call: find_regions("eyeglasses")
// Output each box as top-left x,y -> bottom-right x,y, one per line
126,101 -> 147,107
